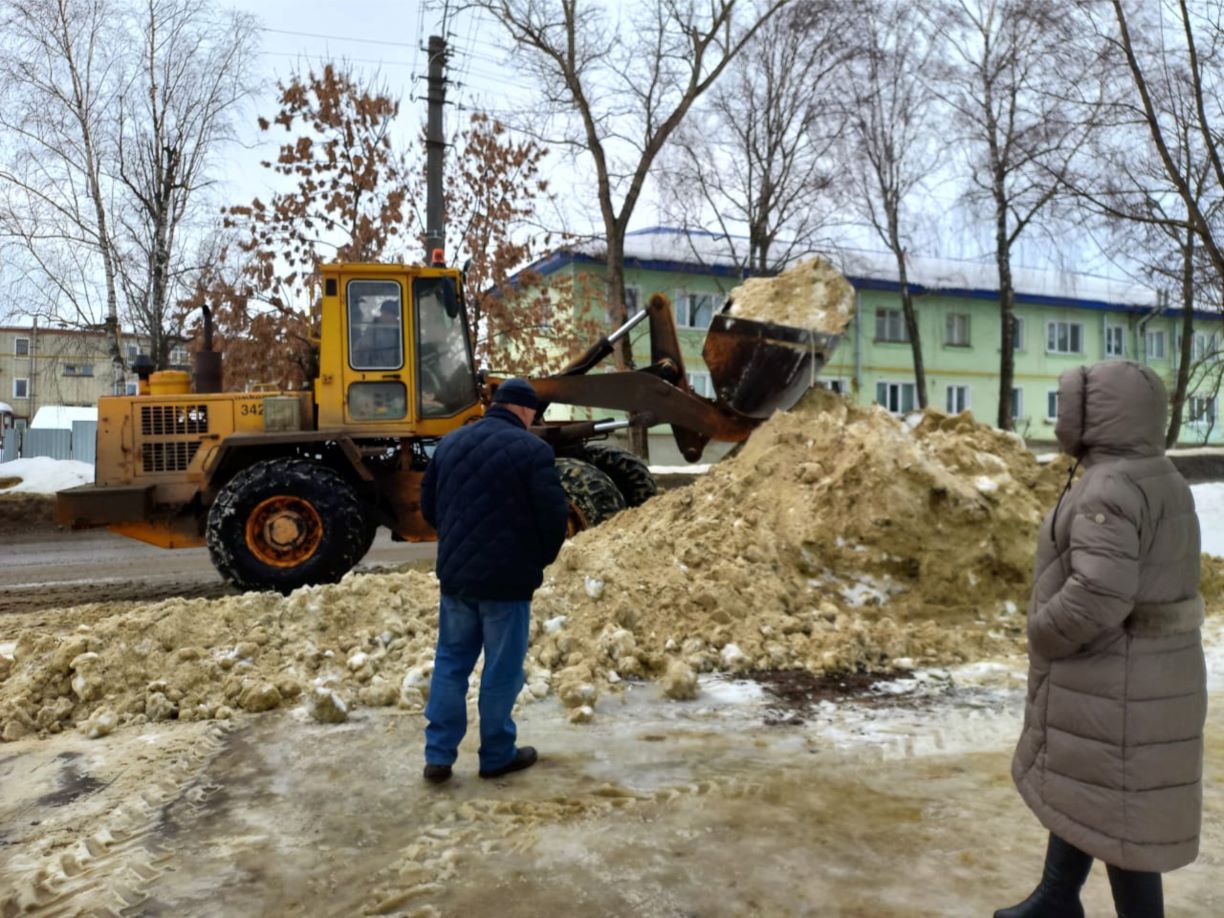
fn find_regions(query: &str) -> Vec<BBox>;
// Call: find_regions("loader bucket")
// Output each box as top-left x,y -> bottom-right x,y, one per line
703,314 -> 841,419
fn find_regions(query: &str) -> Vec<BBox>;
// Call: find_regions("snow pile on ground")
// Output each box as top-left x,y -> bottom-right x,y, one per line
1191,482 -> 1224,557
528,389 -> 1068,694
726,256 -> 855,333
0,457 -> 93,494
0,572 -> 445,741
0,389 -> 1076,741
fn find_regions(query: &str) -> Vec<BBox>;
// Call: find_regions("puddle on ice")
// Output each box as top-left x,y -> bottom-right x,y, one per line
1,662 -> 1220,917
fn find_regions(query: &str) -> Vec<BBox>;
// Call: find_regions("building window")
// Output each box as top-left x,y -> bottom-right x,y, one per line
946,384 -> 970,414
1146,329 -> 1166,360
63,363 -> 94,377
1105,325 -> 1125,357
169,345 -> 189,365
1011,316 -> 1025,351
125,381 -> 139,396
535,293 -> 554,330
1047,390 -> 1059,421
686,370 -> 713,398
1012,387 -> 1023,419
677,291 -> 717,329
126,343 -> 139,361
875,308 -> 909,343
876,381 -> 916,414
15,337 -> 31,356
1188,395 -> 1216,426
14,378 -> 29,399
623,286 -> 642,318
1046,321 -> 1083,355
1192,332 -> 1219,363
815,377 -> 848,395
945,313 -> 970,347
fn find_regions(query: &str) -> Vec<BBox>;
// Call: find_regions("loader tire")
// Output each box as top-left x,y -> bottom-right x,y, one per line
582,443 -> 658,508
207,458 -> 367,594
357,516 -> 379,562
556,457 -> 625,533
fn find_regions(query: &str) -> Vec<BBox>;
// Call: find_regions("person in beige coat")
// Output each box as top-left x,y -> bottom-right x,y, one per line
995,361 -> 1206,918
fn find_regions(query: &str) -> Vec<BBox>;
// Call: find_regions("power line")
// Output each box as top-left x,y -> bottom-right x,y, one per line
259,51 -> 414,69
259,26 -> 416,49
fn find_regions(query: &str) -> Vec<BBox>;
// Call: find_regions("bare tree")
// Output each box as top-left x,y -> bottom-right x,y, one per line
0,0 -> 254,385
842,1 -> 942,408
1101,0 -> 1224,275
931,0 -> 1100,429
472,0 -> 790,456
0,0 -> 126,391
115,0 -> 256,369
660,0 -> 849,275
1075,133 -> 1218,445
1066,0 -> 1224,444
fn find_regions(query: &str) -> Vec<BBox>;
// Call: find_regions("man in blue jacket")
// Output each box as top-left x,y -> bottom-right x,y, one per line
419,378 -> 568,783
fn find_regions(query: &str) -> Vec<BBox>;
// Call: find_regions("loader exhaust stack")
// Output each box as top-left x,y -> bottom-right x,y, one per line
192,303 -> 223,394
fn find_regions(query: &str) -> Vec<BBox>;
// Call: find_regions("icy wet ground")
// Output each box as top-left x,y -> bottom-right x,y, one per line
2,628 -> 1222,917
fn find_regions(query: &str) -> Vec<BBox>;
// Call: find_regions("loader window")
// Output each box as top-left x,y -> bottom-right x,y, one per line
348,381 -> 407,421
414,276 -> 477,417
348,280 -> 404,370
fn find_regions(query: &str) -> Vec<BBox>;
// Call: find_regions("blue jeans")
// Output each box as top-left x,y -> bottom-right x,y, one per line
424,595 -> 531,772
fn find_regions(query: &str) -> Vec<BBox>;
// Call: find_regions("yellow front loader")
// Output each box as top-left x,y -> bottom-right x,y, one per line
57,261 -> 840,593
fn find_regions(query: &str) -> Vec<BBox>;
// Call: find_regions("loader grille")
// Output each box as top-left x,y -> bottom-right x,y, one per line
141,440 -> 201,473
141,404 -> 209,436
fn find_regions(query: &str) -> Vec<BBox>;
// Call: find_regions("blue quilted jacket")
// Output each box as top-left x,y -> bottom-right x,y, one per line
421,406 -> 568,600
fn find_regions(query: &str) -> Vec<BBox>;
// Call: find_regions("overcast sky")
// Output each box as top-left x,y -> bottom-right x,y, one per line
211,1 -> 1125,281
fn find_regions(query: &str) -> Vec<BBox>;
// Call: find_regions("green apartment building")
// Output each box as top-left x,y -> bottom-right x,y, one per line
525,227 -> 1221,459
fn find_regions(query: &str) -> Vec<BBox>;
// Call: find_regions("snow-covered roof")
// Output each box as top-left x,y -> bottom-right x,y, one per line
831,249 -> 1157,310
617,228 -> 745,269
30,406 -> 97,430
550,227 -> 1163,311
0,401 -> 13,416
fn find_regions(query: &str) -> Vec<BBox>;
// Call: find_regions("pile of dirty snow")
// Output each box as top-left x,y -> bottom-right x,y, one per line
0,391 -> 1074,741
526,390 -> 1068,711
0,573 -> 447,741
726,256 -> 855,333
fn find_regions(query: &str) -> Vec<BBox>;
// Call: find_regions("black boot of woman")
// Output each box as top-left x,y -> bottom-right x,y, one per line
994,833 -> 1093,918
1106,863 -> 1164,918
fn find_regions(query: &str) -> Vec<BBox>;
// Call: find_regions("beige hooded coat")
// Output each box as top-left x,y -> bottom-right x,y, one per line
1012,361 -> 1206,873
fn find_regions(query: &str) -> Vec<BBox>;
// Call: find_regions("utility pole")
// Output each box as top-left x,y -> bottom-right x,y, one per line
425,34 -> 447,264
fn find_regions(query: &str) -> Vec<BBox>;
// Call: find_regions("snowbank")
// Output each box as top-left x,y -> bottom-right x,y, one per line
1192,482 -> 1224,557
0,457 -> 94,494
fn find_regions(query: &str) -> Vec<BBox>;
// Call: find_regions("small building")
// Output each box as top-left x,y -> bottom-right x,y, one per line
0,325 -> 188,429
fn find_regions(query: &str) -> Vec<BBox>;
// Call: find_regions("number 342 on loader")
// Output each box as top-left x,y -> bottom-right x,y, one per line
56,261 -> 840,593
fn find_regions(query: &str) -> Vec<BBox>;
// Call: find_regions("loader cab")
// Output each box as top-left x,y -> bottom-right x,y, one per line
316,263 -> 481,433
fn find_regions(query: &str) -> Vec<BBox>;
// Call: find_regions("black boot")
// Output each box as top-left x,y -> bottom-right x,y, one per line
1106,864 -> 1163,918
994,833 -> 1093,918
479,746 -> 538,779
